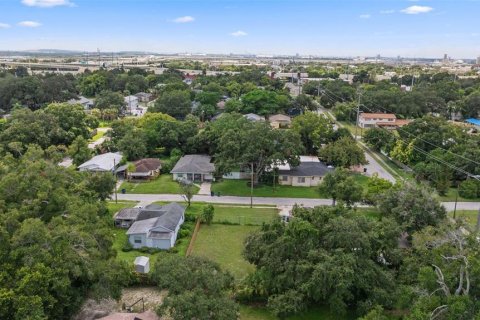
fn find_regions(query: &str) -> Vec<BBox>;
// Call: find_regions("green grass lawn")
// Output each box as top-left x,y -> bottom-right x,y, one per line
449,210 -> 479,225
239,305 -> 355,320
440,187 -> 480,202
191,224 -> 258,280
212,180 -> 326,198
169,203 -> 279,225
120,175 -> 199,194
212,174 -> 370,199
89,130 -> 105,142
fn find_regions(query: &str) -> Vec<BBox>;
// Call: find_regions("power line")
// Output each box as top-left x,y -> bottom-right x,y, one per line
320,86 -> 480,167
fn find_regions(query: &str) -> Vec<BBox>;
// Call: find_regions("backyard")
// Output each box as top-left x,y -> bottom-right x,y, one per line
120,175 -> 198,194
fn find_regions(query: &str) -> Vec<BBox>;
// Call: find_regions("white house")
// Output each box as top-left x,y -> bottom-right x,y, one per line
126,203 -> 185,250
358,113 -> 396,128
124,95 -> 139,113
278,156 -> 332,187
78,152 -> 123,172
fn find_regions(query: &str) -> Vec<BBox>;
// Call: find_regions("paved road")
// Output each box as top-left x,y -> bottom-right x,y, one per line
114,193 -> 479,212
362,147 -> 396,183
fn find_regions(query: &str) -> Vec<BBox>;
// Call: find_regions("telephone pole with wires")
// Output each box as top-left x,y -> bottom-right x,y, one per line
355,89 -> 363,140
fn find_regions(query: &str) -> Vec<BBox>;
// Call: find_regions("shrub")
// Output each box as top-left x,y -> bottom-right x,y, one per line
459,179 -> 480,199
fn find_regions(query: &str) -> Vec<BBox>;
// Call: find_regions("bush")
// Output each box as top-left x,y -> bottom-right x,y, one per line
178,228 -> 191,239
122,240 -> 133,252
459,179 -> 480,199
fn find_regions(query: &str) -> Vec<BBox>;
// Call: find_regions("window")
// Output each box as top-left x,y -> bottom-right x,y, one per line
282,175 -> 288,181
297,177 -> 306,183
134,236 -> 142,244
177,174 -> 184,178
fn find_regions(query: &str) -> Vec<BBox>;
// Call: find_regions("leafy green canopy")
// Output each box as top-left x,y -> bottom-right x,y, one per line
0,146 -> 131,319
243,205 -> 401,318
151,255 -> 238,320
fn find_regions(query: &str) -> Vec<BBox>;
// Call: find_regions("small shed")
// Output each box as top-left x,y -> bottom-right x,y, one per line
134,256 -> 150,274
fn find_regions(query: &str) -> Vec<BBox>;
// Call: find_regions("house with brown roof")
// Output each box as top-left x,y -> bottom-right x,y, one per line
127,158 -> 161,180
377,119 -> 413,130
269,114 -> 292,129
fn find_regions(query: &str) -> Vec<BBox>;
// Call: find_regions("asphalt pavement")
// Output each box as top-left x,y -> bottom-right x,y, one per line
114,193 -> 479,212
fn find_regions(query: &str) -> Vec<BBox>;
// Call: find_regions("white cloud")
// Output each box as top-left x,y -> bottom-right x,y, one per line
0,23 -> 11,29
21,0 -> 75,7
401,5 -> 433,14
359,14 -> 371,19
18,21 -> 42,27
173,16 -> 195,23
380,10 -> 395,14
230,30 -> 247,37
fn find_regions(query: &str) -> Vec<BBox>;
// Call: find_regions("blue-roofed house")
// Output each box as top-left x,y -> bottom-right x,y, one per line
466,118 -> 480,128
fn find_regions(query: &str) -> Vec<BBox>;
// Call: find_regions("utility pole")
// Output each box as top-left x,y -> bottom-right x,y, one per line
113,158 -> 118,204
250,163 -> 254,208
355,90 -> 362,140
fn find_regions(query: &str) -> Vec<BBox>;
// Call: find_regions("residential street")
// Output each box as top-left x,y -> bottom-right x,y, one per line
362,145 -> 396,183
114,192 -> 479,212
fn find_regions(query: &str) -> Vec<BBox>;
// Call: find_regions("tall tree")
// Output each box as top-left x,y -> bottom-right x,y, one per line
215,121 -> 303,183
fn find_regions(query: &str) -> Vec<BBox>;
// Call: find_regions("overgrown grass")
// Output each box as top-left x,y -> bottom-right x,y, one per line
120,175 -> 198,194
239,305 -> 356,320
191,224 -> 258,280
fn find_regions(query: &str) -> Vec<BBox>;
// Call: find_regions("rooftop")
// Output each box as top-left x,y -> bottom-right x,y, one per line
126,202 -> 185,235
279,161 -> 332,177
132,158 -> 162,173
78,152 -> 122,172
170,154 -> 215,174
360,113 -> 396,119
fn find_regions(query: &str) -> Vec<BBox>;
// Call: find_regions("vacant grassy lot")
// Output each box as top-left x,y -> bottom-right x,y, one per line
191,224 -> 258,280
120,175 -> 198,194
239,305 -> 355,320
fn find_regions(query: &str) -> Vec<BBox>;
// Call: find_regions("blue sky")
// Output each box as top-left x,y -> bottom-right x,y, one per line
0,0 -> 479,58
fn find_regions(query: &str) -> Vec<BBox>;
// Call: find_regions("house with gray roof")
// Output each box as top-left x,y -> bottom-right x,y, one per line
171,154 -> 215,182
243,113 -> 265,122
67,96 -> 94,110
78,152 -> 123,172
278,156 -> 332,187
125,202 -> 185,249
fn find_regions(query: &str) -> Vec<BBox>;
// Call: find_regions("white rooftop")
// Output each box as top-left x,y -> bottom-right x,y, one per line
134,256 -> 149,267
78,152 -> 122,172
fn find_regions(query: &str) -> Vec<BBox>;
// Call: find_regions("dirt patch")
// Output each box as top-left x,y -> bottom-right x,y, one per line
73,298 -> 117,320
120,286 -> 166,313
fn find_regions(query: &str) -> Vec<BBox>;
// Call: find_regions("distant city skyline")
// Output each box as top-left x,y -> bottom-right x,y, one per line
0,0 -> 479,59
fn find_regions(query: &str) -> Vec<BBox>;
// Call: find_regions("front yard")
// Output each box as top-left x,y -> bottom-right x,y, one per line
211,179 -> 326,198
212,174 -> 370,199
120,175 -> 199,194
